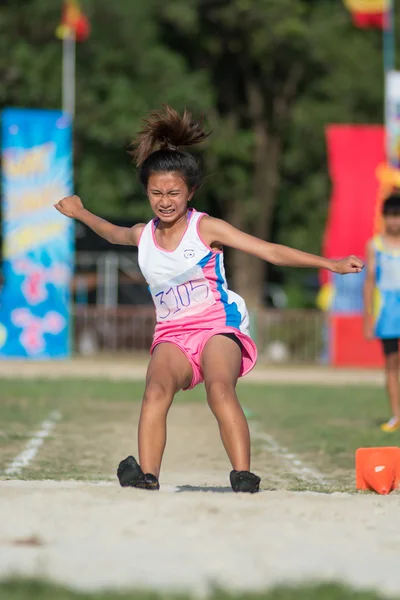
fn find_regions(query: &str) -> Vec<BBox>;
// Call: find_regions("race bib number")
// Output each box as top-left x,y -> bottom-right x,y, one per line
150,265 -> 215,321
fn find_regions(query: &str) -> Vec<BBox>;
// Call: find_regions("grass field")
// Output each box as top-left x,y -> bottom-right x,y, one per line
1,378 -> 397,489
0,579 -> 398,600
2,375 -> 400,600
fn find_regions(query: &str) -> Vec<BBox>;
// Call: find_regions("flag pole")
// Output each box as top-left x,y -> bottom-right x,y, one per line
384,0 -> 396,165
62,30 -> 76,117
61,26 -> 76,357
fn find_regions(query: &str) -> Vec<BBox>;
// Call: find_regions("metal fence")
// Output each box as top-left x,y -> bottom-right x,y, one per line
254,309 -> 327,364
73,306 -> 327,364
74,306 -> 156,355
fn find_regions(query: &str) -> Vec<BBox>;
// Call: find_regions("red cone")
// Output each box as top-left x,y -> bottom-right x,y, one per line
356,447 -> 400,494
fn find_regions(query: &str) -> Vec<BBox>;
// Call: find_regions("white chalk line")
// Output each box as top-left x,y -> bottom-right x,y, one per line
4,410 -> 62,475
250,425 -> 329,486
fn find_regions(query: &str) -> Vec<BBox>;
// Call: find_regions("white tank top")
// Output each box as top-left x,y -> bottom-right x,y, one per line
138,209 -> 250,333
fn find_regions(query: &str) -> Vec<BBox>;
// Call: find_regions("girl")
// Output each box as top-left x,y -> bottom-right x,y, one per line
55,106 -> 364,493
364,193 -> 400,432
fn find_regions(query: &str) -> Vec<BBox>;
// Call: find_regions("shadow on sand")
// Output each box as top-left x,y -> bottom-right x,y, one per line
175,485 -> 233,493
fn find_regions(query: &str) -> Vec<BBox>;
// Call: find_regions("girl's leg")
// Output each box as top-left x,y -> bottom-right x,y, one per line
380,341 -> 400,432
385,351 -> 400,419
138,342 -> 193,478
201,334 -> 250,472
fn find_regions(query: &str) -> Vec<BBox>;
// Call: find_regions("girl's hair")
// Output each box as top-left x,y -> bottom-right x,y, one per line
128,105 -> 211,190
383,192 -> 400,216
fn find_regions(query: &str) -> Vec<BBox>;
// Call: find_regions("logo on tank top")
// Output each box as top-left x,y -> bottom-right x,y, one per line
183,248 -> 195,260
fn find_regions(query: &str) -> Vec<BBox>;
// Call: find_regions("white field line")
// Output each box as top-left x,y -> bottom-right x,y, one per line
4,410 -> 61,475
250,426 -> 329,486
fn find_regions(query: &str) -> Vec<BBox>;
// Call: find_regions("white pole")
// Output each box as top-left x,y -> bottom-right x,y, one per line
62,26 -> 76,357
383,0 -> 396,164
62,31 -> 76,117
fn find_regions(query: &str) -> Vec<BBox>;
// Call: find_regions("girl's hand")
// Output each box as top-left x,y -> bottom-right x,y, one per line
331,256 -> 364,275
363,315 -> 375,340
54,195 -> 84,219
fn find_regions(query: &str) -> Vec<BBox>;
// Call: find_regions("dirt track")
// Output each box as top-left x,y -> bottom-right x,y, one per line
0,357 -> 385,385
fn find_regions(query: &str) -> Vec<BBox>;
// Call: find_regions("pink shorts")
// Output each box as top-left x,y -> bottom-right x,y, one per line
150,327 -> 257,390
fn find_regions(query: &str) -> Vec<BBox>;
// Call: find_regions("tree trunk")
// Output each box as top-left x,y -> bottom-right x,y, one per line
229,79 -> 282,309
229,196 -> 265,309
228,63 -> 304,309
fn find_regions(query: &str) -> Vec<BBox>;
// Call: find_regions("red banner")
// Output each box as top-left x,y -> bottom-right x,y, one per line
322,125 -> 385,285
322,125 -> 387,366
330,315 -> 384,367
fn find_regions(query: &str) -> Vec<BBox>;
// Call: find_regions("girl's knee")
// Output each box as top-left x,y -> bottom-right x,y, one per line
386,354 -> 399,371
205,379 -> 236,406
143,379 -> 175,407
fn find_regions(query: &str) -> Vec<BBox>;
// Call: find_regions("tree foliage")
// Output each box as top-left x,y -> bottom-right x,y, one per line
0,0 -> 388,305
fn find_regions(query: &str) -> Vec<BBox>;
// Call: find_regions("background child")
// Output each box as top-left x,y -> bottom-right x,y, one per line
364,193 -> 400,432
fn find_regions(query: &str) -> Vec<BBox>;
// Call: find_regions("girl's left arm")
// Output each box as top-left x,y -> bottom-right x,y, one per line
199,216 -> 364,275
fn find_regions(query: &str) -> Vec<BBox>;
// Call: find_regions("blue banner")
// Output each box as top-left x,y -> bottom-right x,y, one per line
0,108 -> 74,358
331,270 -> 366,313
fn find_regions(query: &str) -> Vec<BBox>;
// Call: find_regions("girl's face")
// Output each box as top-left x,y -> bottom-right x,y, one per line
147,172 -> 194,223
384,213 -> 400,237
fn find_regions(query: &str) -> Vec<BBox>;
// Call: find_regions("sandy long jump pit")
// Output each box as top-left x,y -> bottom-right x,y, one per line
1,480 -> 400,596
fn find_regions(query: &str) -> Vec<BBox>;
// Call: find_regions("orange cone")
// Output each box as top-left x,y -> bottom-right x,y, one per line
355,447 -> 400,494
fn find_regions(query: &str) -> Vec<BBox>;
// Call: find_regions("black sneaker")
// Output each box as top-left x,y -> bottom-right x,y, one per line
230,469 -> 261,493
117,455 -> 160,490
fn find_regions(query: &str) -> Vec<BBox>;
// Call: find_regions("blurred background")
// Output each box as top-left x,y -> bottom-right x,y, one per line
0,0 -> 396,365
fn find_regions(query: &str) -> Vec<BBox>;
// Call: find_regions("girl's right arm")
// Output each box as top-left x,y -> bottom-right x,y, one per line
54,195 -> 144,246
363,240 -> 376,340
